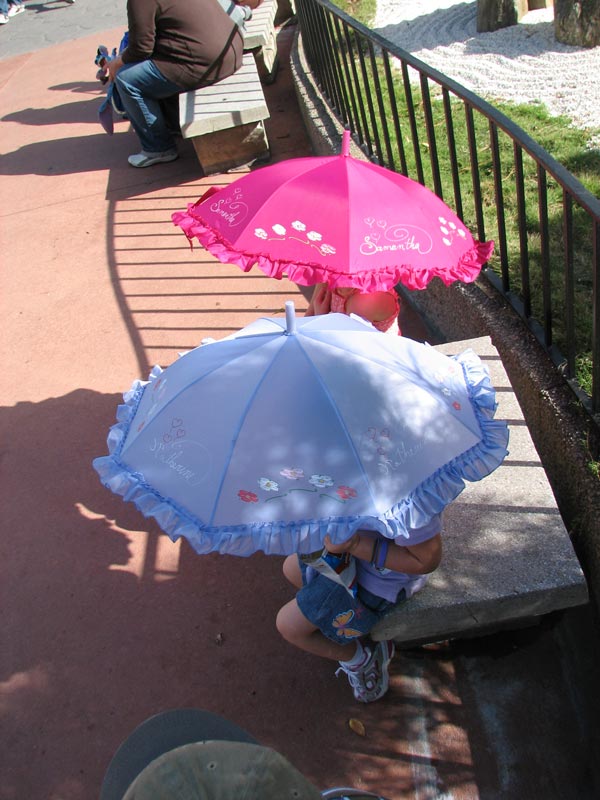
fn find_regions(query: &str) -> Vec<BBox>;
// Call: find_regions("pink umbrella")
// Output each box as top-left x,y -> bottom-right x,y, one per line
172,130 -> 493,293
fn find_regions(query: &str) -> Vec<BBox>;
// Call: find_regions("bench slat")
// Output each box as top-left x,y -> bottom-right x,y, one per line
244,0 -> 278,50
179,54 -> 269,139
243,0 -> 279,82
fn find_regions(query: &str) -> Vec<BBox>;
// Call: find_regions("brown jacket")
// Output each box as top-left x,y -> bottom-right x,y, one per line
122,0 -> 243,89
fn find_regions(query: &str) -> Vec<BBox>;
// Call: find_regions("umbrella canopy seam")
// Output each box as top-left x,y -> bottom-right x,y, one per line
291,333 -> 380,513
207,337 -> 285,527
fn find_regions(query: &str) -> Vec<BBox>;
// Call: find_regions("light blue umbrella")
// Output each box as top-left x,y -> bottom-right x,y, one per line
93,302 -> 508,556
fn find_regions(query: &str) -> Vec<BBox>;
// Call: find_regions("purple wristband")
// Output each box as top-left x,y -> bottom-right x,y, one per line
375,539 -> 389,569
370,538 -> 389,569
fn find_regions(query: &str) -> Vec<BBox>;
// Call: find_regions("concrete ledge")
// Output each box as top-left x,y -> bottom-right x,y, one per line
405,277 -> 600,620
371,337 -> 588,645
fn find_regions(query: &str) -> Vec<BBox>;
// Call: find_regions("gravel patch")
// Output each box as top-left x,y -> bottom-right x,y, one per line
373,0 -> 600,145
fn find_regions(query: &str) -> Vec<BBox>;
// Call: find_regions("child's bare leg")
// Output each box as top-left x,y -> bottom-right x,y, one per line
282,554 -> 303,588
276,598 -> 358,662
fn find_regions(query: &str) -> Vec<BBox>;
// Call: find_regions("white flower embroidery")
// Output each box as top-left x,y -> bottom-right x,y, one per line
307,230 -> 322,241
291,220 -> 306,231
259,477 -> 279,492
254,228 -> 268,239
320,244 -> 336,255
280,467 -> 304,480
272,224 -> 286,236
309,474 -> 334,488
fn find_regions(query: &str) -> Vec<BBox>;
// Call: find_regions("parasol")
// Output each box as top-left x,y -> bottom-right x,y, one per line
172,130 -> 493,293
93,302 -> 508,556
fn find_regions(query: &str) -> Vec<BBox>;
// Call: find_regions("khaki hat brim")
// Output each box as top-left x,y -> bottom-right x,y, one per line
100,708 -> 258,800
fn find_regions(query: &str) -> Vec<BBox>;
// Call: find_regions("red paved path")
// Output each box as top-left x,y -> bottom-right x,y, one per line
2,20 -> 600,800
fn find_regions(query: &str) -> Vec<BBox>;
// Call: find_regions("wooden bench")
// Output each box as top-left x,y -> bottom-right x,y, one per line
371,336 -> 589,647
179,53 -> 270,175
243,0 -> 279,84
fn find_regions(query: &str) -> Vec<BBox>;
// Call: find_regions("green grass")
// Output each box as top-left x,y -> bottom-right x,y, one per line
413,91 -> 600,395
333,0 -> 377,27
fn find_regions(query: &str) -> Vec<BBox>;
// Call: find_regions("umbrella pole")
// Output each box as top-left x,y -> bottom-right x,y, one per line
285,300 -> 297,335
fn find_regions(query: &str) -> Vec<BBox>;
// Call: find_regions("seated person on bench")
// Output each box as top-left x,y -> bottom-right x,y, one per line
107,0 -> 246,168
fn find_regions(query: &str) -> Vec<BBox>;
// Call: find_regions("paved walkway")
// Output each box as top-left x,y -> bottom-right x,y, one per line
2,4 -> 600,799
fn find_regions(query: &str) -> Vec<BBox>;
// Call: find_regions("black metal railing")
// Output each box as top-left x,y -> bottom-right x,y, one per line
295,0 -> 600,422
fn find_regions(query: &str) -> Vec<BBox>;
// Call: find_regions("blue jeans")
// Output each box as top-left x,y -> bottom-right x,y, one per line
115,60 -> 182,153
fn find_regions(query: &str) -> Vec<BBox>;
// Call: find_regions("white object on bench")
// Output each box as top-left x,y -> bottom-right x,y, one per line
244,0 -> 279,83
179,54 -> 270,175
371,336 -> 589,646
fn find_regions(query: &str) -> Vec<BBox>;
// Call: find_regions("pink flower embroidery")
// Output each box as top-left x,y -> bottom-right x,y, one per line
280,467 -> 304,480
453,401 -> 461,411
238,490 -> 258,503
337,486 -> 357,500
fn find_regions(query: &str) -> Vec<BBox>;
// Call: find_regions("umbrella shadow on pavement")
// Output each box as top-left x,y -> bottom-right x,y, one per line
0,389 -> 310,796
1,388 -> 479,799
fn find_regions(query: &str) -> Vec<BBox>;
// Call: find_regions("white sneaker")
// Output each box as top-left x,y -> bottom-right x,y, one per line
336,640 -> 395,702
128,149 -> 178,168
7,3 -> 24,16
0,12 -> 9,23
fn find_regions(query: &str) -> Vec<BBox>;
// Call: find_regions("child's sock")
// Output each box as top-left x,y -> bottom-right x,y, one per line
339,640 -> 370,671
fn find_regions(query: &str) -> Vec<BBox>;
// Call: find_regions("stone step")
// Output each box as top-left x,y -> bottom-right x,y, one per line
372,336 -> 589,646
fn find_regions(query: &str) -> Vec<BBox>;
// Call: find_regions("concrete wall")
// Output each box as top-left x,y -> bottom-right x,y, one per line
289,31 -> 600,615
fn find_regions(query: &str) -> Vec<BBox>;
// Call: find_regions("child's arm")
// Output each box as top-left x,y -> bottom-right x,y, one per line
324,531 -> 442,574
305,283 -> 331,316
345,290 -> 398,324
